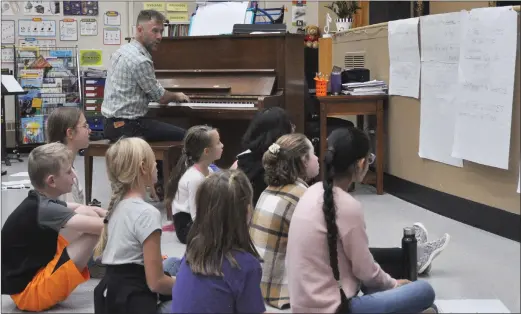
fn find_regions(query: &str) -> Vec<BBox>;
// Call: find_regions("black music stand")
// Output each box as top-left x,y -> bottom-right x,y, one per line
2,74 -> 27,174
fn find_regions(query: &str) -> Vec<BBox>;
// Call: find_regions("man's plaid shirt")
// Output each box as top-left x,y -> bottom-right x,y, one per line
249,179 -> 308,309
101,40 -> 166,119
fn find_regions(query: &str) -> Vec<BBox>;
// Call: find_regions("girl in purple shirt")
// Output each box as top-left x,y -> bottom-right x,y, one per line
171,170 -> 266,313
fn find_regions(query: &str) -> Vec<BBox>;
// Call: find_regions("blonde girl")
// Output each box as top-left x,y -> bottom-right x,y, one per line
93,137 -> 177,314
249,133 -> 319,309
163,125 -> 223,244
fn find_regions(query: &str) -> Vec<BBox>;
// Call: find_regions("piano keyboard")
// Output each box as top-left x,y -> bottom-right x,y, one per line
148,101 -> 255,108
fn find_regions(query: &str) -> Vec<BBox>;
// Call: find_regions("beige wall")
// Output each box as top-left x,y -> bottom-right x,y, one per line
331,3 -> 521,214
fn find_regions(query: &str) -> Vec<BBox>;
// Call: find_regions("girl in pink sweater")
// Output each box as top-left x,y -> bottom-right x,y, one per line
287,127 -> 437,313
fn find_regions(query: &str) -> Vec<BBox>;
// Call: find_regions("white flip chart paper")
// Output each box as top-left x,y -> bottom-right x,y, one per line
418,12 -> 464,167
388,17 -> 421,99
452,7 -> 517,169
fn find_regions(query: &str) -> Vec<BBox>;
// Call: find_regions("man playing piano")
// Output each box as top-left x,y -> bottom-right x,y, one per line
101,9 -> 189,143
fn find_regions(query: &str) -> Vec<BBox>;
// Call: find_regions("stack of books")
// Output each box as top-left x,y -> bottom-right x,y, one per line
342,80 -> 388,95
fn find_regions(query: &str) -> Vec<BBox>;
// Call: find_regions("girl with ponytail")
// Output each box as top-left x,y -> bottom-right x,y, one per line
287,127 -> 438,313
163,125 -> 223,243
93,137 -> 178,314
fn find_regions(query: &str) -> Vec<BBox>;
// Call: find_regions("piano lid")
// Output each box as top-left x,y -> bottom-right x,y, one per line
156,69 -> 276,96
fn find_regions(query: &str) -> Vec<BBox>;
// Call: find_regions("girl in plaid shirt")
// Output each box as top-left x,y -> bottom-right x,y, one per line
249,133 -> 319,309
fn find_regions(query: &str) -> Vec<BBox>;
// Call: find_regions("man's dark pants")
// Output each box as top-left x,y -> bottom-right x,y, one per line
103,117 -> 186,196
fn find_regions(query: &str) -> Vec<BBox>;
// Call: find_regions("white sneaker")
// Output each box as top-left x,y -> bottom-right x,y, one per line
413,222 -> 429,245
418,233 -> 450,274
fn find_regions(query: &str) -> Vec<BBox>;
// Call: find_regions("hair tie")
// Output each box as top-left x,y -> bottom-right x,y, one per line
268,143 -> 281,155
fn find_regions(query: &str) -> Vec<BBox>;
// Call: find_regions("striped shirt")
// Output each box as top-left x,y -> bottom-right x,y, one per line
249,179 -> 308,309
101,40 -> 165,119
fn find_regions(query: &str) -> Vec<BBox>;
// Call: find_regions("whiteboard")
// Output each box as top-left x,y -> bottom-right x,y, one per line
388,17 -> 421,99
452,7 -> 517,169
189,1 -> 249,36
418,12 -> 464,167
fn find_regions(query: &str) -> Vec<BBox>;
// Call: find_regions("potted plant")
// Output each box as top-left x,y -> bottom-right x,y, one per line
325,1 -> 361,32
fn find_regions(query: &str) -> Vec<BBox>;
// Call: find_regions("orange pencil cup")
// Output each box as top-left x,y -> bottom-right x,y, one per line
315,78 -> 328,96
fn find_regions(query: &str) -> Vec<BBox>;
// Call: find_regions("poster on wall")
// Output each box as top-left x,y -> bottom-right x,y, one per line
1,46 -> 15,62
1,1 -> 19,16
19,37 -> 56,48
79,49 -> 102,66
291,0 -> 307,27
104,11 -> 121,26
60,19 -> 78,41
63,1 -> 98,16
143,2 -> 165,11
19,18 -> 56,37
23,1 -> 60,15
103,27 -> 121,45
166,3 -> 187,12
1,20 -> 16,43
80,18 -> 97,35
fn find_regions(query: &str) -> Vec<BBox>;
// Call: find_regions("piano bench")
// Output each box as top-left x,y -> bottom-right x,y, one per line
83,139 -> 183,221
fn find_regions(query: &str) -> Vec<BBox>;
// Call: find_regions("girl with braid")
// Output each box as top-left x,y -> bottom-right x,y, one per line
287,128 -> 437,313
163,125 -> 223,244
93,137 -> 179,314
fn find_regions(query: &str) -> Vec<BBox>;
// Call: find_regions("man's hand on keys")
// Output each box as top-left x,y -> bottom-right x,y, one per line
173,92 -> 190,103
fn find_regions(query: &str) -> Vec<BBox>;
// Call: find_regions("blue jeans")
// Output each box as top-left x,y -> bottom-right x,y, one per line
163,257 -> 183,277
157,257 -> 182,313
349,280 -> 435,313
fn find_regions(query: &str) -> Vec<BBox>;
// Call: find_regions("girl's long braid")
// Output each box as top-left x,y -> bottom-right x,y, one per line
322,149 -> 341,281
93,181 -> 127,258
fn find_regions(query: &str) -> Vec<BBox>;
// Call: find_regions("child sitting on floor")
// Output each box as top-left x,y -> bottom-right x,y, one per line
249,133 -> 319,309
93,137 -> 179,314
1,142 -> 105,312
46,106 -> 107,278
171,170 -> 265,313
163,125 -> 223,243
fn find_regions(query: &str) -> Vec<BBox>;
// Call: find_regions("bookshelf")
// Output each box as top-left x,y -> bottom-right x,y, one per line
14,46 -> 81,148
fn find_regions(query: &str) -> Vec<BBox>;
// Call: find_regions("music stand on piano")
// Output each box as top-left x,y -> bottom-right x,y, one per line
2,74 -> 27,174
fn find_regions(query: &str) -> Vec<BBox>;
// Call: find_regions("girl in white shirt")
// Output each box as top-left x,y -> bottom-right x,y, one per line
164,125 -> 223,244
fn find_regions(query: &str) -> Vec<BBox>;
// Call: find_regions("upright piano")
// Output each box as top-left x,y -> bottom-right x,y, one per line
146,33 -> 305,167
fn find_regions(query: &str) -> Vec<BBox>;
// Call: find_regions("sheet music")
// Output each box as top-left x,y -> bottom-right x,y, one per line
452,7 -> 517,169
418,12 -> 464,167
388,17 -> 421,98
1,75 -> 25,93
189,1 -> 249,36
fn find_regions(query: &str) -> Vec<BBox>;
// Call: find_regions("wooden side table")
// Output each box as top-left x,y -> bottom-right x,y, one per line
316,95 -> 387,195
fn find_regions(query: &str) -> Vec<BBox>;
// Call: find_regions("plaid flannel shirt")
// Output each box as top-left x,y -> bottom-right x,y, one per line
101,40 -> 166,119
249,179 -> 308,309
